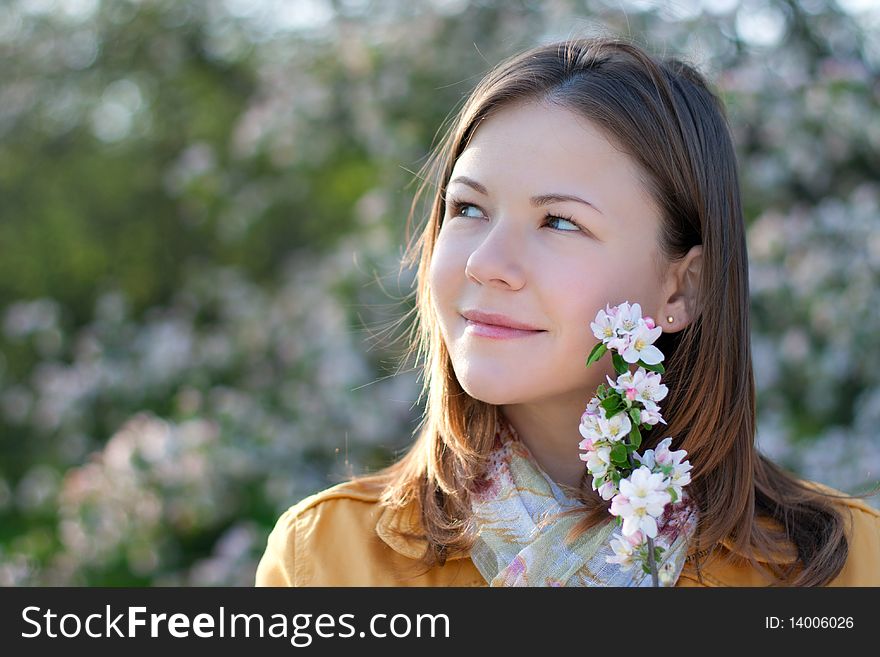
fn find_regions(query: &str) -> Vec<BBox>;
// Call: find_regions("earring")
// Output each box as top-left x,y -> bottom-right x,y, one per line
666,315 -> 674,323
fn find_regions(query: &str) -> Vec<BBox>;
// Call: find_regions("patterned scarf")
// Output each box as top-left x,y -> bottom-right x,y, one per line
469,415 -> 698,587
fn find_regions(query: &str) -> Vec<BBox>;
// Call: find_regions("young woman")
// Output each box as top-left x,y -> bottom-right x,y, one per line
256,36 -> 880,587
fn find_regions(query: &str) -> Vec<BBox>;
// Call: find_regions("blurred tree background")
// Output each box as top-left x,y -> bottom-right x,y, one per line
1,0 -> 878,585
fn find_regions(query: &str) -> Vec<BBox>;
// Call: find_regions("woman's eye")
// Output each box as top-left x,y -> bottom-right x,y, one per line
545,216 -> 580,232
449,200 -> 582,234
455,203 -> 484,219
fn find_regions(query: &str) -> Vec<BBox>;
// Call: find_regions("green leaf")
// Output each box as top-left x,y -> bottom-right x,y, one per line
606,407 -> 624,420
638,360 -> 665,374
611,443 -> 628,465
612,352 -> 629,375
586,342 -> 607,367
600,396 -> 619,412
669,488 -> 678,503
610,470 -> 621,484
628,408 -> 642,426
629,423 -> 642,449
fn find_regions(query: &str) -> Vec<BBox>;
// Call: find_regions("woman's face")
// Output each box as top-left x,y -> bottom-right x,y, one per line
429,100 -> 670,406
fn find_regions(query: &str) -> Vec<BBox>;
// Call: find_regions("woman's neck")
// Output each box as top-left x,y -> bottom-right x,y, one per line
499,403 -> 588,491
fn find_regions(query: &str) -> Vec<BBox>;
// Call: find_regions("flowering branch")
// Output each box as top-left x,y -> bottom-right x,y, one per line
578,301 -> 693,586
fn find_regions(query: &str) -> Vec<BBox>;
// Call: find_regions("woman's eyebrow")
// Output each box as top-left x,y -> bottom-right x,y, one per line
447,175 -> 603,214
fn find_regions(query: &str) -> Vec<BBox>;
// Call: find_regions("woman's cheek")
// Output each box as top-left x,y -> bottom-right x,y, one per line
433,231 -> 467,275
428,248 -> 459,315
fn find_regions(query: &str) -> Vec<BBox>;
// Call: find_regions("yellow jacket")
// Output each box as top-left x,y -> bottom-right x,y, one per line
255,477 -> 880,587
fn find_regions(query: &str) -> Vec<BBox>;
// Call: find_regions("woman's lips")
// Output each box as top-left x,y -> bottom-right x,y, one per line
463,318 -> 546,339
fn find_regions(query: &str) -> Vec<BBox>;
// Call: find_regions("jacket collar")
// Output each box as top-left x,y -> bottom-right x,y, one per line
375,495 -> 470,561
375,494 -> 799,565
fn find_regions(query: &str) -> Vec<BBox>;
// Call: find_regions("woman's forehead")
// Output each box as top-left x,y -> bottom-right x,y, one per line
450,102 -> 656,220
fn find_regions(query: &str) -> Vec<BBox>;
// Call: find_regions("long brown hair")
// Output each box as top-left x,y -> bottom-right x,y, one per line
353,35 -> 873,586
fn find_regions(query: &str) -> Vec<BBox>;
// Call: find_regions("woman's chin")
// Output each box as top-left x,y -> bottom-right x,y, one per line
455,377 -> 527,406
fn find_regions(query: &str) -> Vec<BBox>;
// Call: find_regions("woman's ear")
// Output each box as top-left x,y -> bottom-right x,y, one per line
658,244 -> 703,332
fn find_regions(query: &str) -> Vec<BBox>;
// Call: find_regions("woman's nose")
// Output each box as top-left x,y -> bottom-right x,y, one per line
464,220 -> 526,289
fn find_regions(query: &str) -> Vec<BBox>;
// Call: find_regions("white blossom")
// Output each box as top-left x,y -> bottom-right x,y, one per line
619,321 -> 664,365
605,367 -> 668,411
595,478 -> 619,500
580,444 -> 612,478
639,407 -> 666,426
605,530 -> 644,571
590,306 -> 618,343
609,466 -> 672,538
